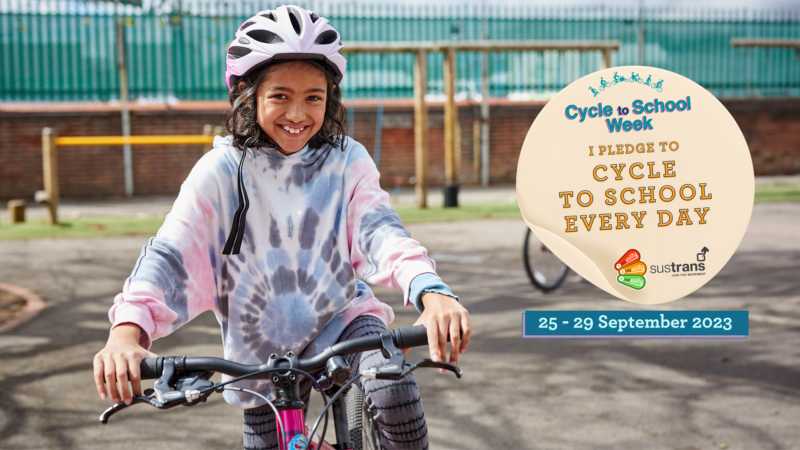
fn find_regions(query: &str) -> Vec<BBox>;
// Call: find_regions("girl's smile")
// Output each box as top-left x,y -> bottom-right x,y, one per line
255,61 -> 328,155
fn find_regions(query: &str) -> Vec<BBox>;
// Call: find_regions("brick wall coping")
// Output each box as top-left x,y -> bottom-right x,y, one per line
0,97 -> 550,115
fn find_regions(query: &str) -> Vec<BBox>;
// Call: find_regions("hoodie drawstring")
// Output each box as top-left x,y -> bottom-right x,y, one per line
222,138 -> 253,255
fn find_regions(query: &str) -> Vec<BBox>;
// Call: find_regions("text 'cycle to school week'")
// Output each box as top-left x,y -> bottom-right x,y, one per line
516,66 -> 754,306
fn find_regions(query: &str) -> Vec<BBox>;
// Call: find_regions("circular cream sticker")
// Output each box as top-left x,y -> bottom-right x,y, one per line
517,66 -> 754,304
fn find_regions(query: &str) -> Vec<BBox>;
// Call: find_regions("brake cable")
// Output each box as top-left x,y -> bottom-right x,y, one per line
223,386 -> 286,443
302,373 -> 362,450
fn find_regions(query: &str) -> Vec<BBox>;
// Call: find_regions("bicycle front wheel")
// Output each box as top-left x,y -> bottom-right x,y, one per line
346,386 -> 382,450
523,228 -> 569,292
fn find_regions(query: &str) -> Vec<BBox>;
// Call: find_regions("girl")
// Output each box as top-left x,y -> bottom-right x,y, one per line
93,5 -> 470,450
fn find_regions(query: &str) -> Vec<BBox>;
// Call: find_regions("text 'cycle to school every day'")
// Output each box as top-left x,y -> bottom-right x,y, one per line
516,66 -> 754,305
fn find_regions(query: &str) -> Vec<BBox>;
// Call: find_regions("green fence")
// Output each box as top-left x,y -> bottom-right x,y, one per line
1,0 -> 799,102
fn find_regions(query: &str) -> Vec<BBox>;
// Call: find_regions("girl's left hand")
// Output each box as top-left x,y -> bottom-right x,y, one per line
412,293 -> 471,372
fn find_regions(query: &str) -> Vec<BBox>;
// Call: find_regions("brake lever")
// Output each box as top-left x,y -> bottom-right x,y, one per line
360,331 -> 463,380
403,359 -> 462,378
362,358 -> 462,380
99,357 -> 216,424
99,395 -> 164,424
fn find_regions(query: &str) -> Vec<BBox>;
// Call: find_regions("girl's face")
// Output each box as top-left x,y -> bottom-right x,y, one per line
255,61 -> 328,155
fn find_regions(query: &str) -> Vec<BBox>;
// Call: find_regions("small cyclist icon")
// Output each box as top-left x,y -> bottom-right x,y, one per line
589,86 -> 599,97
612,71 -> 620,84
644,74 -> 652,86
652,79 -> 664,92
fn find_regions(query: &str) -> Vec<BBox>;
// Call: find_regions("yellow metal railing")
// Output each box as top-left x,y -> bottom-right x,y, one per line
40,128 -> 222,224
55,135 -> 216,146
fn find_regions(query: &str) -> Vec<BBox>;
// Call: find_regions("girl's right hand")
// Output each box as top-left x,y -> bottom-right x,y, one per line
93,323 -> 158,405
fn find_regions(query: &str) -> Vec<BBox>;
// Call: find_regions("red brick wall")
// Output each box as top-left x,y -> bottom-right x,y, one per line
1,99 -> 798,200
724,100 -> 800,176
0,107 -> 217,199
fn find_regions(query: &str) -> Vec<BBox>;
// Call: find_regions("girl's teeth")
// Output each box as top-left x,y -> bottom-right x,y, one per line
282,125 -> 304,134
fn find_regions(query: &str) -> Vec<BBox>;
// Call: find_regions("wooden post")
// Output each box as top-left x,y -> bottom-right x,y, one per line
42,128 -> 59,225
7,200 -> 26,223
413,49 -> 429,208
443,48 -> 457,186
602,48 -> 612,69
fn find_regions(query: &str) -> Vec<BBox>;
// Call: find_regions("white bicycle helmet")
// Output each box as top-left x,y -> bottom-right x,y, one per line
225,5 -> 346,90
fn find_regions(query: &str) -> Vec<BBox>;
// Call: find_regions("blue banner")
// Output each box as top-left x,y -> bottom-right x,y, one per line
522,311 -> 748,338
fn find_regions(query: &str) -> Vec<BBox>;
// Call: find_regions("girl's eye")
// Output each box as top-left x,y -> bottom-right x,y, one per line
270,94 -> 287,99
307,96 -> 322,101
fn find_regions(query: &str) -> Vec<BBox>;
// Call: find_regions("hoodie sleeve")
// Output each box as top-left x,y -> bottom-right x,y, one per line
345,143 -> 437,307
108,175 -> 220,349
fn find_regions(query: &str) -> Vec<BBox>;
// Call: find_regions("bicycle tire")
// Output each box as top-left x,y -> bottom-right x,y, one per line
523,228 -> 569,293
346,386 -> 382,450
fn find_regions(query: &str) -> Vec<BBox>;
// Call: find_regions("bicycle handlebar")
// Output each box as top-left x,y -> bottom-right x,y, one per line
140,325 -> 432,380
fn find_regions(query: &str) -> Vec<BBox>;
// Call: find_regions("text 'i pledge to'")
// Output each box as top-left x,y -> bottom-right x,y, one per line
564,96 -> 692,133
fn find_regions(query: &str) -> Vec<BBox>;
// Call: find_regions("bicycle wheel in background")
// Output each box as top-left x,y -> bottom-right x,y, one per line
346,386 -> 382,450
523,228 -> 569,293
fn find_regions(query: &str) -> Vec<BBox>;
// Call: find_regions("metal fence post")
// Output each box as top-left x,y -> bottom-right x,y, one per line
41,128 -> 59,225
203,124 -> 214,153
480,49 -> 490,186
115,1 -> 134,197
414,49 -> 429,209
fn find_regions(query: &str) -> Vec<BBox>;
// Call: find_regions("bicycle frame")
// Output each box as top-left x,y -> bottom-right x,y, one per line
277,408 -> 338,450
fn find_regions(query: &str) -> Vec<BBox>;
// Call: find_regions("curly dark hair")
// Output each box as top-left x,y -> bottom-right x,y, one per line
224,59 -> 348,151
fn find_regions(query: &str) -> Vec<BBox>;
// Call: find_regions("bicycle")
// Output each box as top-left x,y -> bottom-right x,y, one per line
523,228 -> 569,293
652,80 -> 664,92
98,325 -> 461,450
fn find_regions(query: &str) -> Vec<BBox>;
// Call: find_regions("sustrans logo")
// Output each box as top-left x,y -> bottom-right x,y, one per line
615,249 -> 646,290
649,247 -> 708,277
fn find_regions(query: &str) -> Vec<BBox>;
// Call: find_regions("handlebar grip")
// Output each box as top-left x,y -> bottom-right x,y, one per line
392,325 -> 429,349
140,357 -> 161,380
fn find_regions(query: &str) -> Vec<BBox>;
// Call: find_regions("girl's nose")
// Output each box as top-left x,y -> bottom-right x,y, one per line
285,101 -> 306,122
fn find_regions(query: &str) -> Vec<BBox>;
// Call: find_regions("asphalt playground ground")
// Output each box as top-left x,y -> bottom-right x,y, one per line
1,191 -> 799,449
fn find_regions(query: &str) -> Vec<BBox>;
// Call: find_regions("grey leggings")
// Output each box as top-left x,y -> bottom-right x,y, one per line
243,315 -> 428,450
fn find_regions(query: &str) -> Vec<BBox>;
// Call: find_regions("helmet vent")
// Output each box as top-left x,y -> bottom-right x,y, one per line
261,12 -> 276,22
247,29 -> 284,44
287,7 -> 303,35
227,46 -> 252,60
314,30 -> 338,45
238,37 -> 250,45
240,21 -> 255,30
309,12 -> 320,23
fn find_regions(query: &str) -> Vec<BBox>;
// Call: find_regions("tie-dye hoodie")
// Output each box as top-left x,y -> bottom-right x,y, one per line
108,135 -> 450,408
